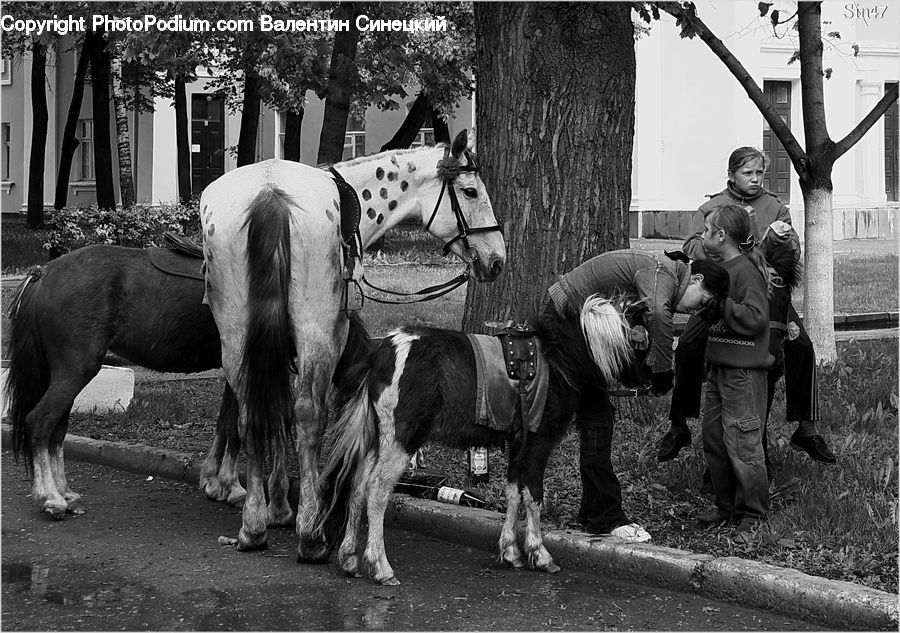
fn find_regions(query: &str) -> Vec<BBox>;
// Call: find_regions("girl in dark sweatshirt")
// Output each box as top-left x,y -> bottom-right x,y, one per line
697,204 -> 773,531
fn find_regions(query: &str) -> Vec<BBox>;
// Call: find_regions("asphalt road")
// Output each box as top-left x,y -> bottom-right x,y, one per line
1,454 -> 822,631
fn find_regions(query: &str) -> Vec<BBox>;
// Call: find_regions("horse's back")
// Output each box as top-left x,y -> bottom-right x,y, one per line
33,244 -> 218,372
377,327 -> 486,452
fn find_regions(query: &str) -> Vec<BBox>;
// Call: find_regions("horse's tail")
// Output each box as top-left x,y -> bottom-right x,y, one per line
580,294 -> 632,384
313,360 -> 379,548
239,185 -> 296,452
5,269 -> 50,472
333,311 -> 373,381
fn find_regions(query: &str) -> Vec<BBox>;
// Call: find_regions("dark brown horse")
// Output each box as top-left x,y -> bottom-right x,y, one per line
4,240 -> 370,518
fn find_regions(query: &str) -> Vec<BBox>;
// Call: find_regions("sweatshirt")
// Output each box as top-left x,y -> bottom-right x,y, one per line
706,255 -> 773,369
683,184 -> 792,262
547,250 -> 690,374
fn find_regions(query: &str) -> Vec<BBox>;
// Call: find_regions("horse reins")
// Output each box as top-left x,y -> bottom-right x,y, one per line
335,145 -> 503,306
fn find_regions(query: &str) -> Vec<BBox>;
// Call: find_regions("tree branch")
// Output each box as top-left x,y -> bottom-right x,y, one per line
833,82 -> 899,161
797,2 -> 831,157
655,2 -> 808,172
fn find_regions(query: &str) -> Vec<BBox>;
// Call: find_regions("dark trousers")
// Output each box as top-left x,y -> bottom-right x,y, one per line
576,389 -> 629,533
669,308 -> 819,425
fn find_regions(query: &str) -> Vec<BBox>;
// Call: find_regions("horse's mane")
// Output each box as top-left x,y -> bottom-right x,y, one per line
320,143 -> 451,170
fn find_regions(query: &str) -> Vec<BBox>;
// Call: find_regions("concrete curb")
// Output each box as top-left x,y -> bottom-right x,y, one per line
2,425 -> 897,631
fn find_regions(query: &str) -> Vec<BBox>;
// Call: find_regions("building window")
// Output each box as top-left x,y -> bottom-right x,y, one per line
885,82 -> 898,203
2,123 -> 10,180
410,110 -> 435,148
0,58 -> 10,85
78,119 -> 94,181
342,113 -> 366,160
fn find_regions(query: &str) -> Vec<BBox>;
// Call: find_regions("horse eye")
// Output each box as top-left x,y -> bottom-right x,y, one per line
462,187 -> 478,199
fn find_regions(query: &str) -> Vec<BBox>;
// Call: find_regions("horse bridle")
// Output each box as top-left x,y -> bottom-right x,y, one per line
423,147 -> 503,257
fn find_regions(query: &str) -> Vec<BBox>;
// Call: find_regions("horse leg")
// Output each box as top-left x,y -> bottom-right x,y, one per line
362,447 -> 410,585
498,480 -> 526,568
267,438 -> 293,527
200,384 -> 246,505
520,441 -> 559,573
293,363 -> 336,557
236,413 -> 269,551
338,453 -> 377,578
26,369 -> 96,519
48,424 -> 83,514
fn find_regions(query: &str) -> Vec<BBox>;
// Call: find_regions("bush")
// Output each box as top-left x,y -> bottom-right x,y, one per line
44,200 -> 201,255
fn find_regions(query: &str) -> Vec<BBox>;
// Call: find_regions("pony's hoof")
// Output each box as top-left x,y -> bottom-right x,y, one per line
67,501 -> 86,515
267,507 -> 294,528
201,481 -> 227,502
237,530 -> 268,551
379,576 -> 401,586
540,562 -> 562,574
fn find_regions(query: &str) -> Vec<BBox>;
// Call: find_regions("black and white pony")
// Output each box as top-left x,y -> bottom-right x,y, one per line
304,295 -> 650,585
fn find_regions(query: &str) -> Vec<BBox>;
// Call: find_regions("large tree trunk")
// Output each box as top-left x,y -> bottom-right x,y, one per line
283,109 -> 303,161
26,42 -> 48,229
174,75 -> 191,204
55,41 -> 90,210
317,3 -> 363,164
111,56 -> 135,208
462,3 -> 635,331
237,71 -> 260,168
89,34 -> 116,210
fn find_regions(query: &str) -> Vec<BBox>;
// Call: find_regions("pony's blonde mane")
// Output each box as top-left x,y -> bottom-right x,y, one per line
579,294 -> 632,384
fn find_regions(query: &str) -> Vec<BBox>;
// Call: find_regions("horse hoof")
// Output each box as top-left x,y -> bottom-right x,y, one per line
227,491 -> 247,508
541,562 -> 562,574
237,530 -> 268,552
44,507 -> 66,521
297,539 -> 331,564
379,576 -> 401,586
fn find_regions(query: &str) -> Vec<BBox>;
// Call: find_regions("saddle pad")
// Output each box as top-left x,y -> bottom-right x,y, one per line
147,247 -> 205,281
466,333 -> 549,434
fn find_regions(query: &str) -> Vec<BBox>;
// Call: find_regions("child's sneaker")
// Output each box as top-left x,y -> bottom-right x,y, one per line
609,523 -> 652,543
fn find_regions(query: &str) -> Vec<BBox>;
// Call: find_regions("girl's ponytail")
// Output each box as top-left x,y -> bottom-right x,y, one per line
709,205 -> 772,293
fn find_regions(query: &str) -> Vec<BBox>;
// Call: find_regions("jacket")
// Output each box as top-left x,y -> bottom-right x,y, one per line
683,184 -> 792,261
547,249 -> 690,373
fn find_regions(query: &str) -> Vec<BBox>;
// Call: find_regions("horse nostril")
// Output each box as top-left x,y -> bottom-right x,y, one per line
490,258 -> 503,277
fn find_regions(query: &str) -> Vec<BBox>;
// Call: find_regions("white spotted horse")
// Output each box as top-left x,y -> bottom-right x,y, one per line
305,295 -> 651,585
200,130 -> 506,552
4,233 -> 369,519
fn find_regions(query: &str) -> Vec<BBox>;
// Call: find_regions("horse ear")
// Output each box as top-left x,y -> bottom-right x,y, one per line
451,130 -> 468,158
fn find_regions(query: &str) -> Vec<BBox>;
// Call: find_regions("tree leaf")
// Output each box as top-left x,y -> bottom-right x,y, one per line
786,50 -> 801,65
824,67 -> 833,79
770,9 -> 780,26
827,31 -> 841,39
851,43 -> 860,57
758,2 -> 773,17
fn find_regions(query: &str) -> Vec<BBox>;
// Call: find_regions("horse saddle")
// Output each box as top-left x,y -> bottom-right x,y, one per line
146,232 -> 204,281
466,323 -> 549,435
327,167 -> 364,312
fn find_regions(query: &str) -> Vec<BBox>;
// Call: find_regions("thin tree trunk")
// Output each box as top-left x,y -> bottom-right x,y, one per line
111,56 -> 135,208
237,71 -> 260,168
462,2 -> 635,331
283,109 -> 303,161
380,91 -> 429,151
55,41 -> 90,210
174,75 -> 191,204
430,106 -> 450,145
26,42 -> 48,229
801,186 -> 836,363
317,3 -> 363,164
89,34 -> 116,210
